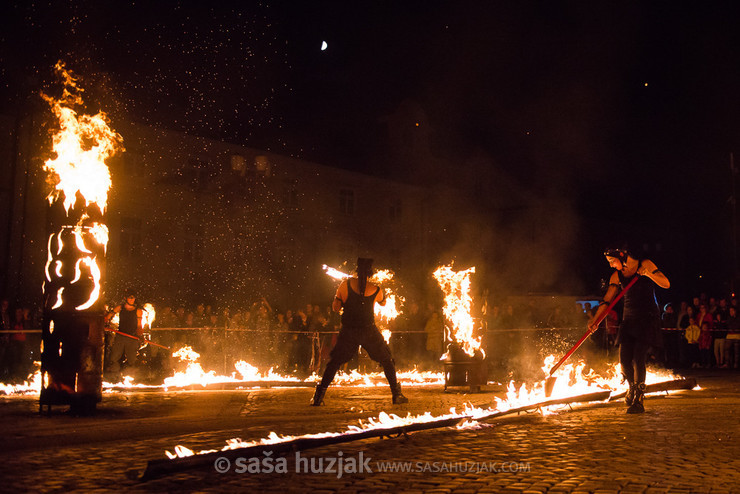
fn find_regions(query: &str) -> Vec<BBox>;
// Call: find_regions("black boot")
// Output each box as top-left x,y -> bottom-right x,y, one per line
310,384 -> 327,406
626,383 -> 646,414
624,383 -> 635,407
391,384 -> 408,404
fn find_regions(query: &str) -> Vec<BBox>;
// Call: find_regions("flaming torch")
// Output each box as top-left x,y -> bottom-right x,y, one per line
39,62 -> 123,413
433,264 -> 487,391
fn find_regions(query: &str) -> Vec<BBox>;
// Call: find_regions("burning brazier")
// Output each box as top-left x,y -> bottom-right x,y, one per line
38,62 -> 122,413
41,220 -> 107,413
442,342 -> 488,392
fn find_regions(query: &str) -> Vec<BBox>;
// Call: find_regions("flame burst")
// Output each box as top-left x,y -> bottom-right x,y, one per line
433,265 -> 481,358
41,62 -> 121,214
141,303 -> 156,329
41,62 -> 123,312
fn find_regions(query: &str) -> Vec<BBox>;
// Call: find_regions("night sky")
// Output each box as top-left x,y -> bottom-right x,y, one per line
3,1 -> 740,296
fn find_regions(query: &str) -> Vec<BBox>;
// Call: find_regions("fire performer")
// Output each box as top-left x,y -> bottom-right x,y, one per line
588,247 -> 670,414
105,291 -> 143,378
311,258 -> 408,405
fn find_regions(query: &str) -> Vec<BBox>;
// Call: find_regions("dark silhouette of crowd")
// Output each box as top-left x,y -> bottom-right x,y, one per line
108,297 -> 447,382
661,294 -> 740,370
0,299 -> 41,382
3,289 -> 739,384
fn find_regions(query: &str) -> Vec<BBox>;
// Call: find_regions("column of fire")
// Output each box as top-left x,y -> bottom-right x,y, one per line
39,62 -> 123,412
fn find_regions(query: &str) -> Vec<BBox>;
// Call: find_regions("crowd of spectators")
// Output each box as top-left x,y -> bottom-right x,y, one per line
2,290 -> 739,383
660,295 -> 740,370
140,298 -> 446,379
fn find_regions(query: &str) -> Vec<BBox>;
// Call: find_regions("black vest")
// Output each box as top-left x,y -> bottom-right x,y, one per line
619,261 -> 659,321
341,283 -> 379,327
119,306 -> 139,335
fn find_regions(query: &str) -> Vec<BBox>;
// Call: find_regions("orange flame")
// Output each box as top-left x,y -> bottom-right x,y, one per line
40,62 -> 123,312
141,303 -> 156,329
41,62 -> 122,215
433,264 -> 481,357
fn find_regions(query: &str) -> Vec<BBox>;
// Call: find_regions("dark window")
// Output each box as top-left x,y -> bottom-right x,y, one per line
123,151 -> 143,177
184,224 -> 204,263
389,198 -> 402,220
283,180 -> 299,208
339,189 -> 355,215
183,158 -> 211,189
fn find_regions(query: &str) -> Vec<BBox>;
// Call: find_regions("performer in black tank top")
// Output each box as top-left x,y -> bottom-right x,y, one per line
311,258 -> 408,406
589,246 -> 670,414
105,291 -> 144,378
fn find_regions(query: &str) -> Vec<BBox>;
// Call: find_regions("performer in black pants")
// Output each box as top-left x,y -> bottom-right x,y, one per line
312,258 -> 408,405
589,247 -> 670,414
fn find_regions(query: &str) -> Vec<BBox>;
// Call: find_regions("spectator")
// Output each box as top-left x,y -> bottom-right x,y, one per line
713,303 -> 729,369
500,304 -> 517,329
0,299 -> 11,379
662,303 -> 680,368
684,317 -> 701,368
725,306 -> 740,369
699,321 -> 713,368
273,312 -> 290,370
695,304 -> 713,366
546,306 -> 568,329
662,303 -> 677,328
424,311 -> 444,363
193,303 -> 207,328
7,307 -> 31,380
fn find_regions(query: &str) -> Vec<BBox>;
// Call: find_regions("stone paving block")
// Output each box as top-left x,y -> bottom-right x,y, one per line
620,485 -> 648,494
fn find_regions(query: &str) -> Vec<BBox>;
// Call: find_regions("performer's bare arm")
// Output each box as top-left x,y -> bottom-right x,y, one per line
588,272 -> 620,333
332,280 -> 348,313
638,259 -> 670,289
105,304 -> 122,323
136,308 -> 144,335
375,286 -> 386,306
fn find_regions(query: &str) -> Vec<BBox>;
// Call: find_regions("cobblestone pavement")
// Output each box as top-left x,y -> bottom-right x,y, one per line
0,369 -> 738,493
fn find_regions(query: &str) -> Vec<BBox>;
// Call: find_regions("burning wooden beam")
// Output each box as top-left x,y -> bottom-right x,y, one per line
607,377 -> 697,402
134,380 -> 705,481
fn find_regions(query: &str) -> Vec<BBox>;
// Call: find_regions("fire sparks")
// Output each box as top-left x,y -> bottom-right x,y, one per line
433,265 -> 481,358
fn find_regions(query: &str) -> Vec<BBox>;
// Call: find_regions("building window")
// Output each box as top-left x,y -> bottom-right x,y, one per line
339,189 -> 355,215
123,151 -> 144,177
184,224 -> 204,263
389,198 -> 402,220
183,158 -> 210,189
120,216 -> 142,258
283,180 -> 299,208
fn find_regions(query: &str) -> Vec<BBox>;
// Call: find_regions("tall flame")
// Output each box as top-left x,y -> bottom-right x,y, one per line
433,264 -> 481,357
41,62 -> 122,215
41,62 -> 123,312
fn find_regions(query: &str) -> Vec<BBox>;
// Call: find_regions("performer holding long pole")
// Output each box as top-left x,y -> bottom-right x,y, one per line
589,246 -> 670,414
